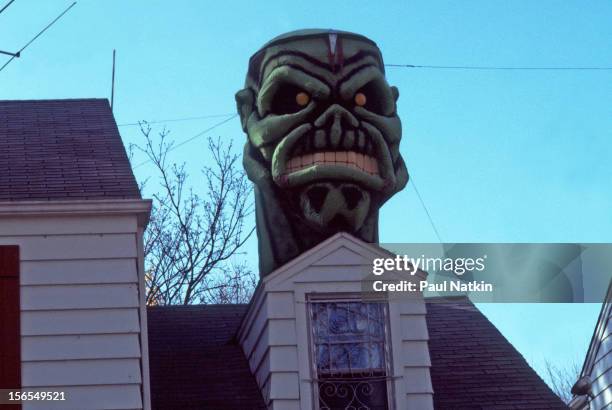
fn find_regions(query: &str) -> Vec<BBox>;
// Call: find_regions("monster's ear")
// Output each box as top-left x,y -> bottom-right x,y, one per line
390,86 -> 399,102
235,88 -> 256,132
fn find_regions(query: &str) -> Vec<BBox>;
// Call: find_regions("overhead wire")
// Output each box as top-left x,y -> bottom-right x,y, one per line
132,114 -> 239,169
118,113 -> 236,127
0,0 -> 18,57
385,64 -> 612,71
409,174 -> 444,243
0,1 -> 77,73
0,0 -> 15,16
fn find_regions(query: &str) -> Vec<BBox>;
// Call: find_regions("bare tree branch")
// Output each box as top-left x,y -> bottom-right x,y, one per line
132,123 -> 256,305
543,359 -> 581,404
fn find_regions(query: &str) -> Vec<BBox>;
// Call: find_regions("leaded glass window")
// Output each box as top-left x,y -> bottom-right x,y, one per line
309,300 -> 391,410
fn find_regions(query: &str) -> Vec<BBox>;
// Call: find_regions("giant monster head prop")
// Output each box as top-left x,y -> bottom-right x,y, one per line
236,29 -> 408,276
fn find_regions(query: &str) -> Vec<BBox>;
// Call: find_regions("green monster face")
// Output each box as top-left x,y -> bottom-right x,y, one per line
236,29 -> 408,276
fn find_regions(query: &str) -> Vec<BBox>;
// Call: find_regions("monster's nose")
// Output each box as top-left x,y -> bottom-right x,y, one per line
314,104 -> 359,149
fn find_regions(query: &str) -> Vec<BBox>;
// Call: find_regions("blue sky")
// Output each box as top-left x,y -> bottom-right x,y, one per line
2,0 -> 611,387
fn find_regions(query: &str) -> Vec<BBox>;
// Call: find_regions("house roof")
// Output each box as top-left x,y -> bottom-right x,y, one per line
147,298 -> 567,410
147,305 -> 267,410
0,99 -> 140,201
426,298 -> 567,409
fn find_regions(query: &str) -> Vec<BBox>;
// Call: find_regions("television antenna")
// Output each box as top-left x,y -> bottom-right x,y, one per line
111,49 -> 116,111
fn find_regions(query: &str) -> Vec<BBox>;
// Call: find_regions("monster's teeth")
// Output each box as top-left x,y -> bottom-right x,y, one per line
284,151 -> 379,176
357,130 -> 366,151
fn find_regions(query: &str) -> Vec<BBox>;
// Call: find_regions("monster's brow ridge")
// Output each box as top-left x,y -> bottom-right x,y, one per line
258,49 -> 384,86
339,63 -> 380,86
342,50 -> 384,70
263,63 -> 333,91
259,50 -> 330,85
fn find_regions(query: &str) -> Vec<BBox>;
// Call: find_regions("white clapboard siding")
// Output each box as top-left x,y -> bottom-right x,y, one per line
0,233 -> 137,261
0,204 -> 149,410
22,334 -> 141,361
596,333 -> 612,364
604,316 -> 611,341
591,352 -> 612,400
0,215 -> 137,237
591,376 -> 612,410
586,301 -> 612,410
21,308 -> 140,336
269,346 -> 299,372
21,284 -> 139,310
401,341 -> 432,367
22,359 -> 142,387
21,258 -> 138,285
21,385 -> 143,410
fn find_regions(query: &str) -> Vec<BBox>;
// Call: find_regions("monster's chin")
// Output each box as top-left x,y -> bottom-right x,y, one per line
297,181 -> 372,234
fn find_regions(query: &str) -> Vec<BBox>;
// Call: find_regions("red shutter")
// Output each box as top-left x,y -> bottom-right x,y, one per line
0,245 -> 21,396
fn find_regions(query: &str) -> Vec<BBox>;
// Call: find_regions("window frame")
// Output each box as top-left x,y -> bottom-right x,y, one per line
306,293 -> 395,410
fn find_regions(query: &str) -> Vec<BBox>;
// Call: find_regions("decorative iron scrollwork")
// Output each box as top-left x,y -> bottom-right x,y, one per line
316,376 -> 389,410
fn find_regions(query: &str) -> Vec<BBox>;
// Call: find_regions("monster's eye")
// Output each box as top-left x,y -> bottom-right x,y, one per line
269,84 -> 310,115
354,80 -> 391,115
296,92 -> 310,107
354,92 -> 367,107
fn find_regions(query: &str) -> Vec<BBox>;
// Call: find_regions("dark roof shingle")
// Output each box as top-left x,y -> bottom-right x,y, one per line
147,299 -> 567,410
147,305 -> 266,410
427,298 -> 567,409
0,99 -> 140,201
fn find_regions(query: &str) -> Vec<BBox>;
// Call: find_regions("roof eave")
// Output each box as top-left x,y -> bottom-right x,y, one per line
0,198 -> 153,228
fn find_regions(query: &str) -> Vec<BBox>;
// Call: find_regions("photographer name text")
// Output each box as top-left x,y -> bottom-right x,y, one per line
372,279 -> 493,293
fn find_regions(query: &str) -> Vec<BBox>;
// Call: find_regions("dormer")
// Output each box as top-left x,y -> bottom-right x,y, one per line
237,233 -> 433,410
